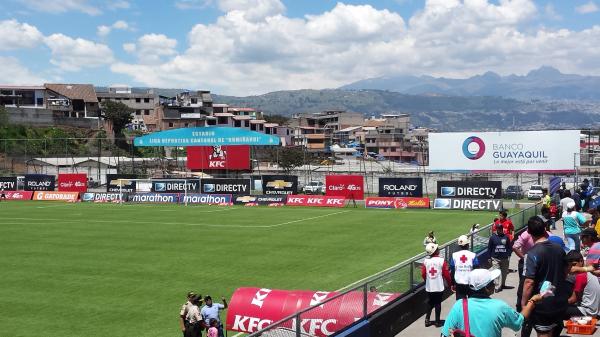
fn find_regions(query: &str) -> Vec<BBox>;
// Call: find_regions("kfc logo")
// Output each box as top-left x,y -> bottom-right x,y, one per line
310,291 -> 330,307
232,315 -> 273,332
372,293 -> 394,307
210,146 -> 227,160
292,318 -> 337,336
251,288 -> 272,308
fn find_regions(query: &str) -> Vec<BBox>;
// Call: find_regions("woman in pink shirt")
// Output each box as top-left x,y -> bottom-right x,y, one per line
207,319 -> 218,337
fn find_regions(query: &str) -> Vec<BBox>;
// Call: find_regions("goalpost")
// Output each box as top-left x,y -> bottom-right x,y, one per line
116,178 -> 197,206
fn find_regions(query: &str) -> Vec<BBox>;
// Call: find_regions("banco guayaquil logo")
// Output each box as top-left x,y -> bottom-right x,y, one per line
462,136 -> 485,160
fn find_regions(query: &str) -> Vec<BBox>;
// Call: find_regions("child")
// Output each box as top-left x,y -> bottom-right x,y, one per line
549,202 -> 558,230
207,318 -> 219,337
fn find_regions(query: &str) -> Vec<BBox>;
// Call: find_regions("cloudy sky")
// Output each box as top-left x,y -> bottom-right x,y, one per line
1,0 -> 600,95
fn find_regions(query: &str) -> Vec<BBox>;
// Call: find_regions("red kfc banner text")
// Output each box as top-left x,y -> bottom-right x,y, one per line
187,145 -> 250,170
365,197 -> 430,209
325,175 -> 364,200
33,191 -> 79,202
58,173 -> 88,193
2,191 -> 33,200
226,287 -> 401,337
286,195 -> 346,208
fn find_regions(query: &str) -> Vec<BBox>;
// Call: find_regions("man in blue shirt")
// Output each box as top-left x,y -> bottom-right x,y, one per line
201,295 -> 228,337
488,223 -> 512,292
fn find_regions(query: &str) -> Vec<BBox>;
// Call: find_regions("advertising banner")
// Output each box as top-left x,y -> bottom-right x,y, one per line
128,193 -> 179,203
182,193 -> 232,205
365,197 -> 430,209
201,179 -> 251,195
57,173 -> 88,193
378,178 -> 423,197
151,179 -> 200,193
325,175 -> 364,200
0,177 -> 18,190
81,192 -> 125,202
433,198 -> 503,211
233,195 -> 287,205
429,130 -> 580,173
32,191 -> 79,201
436,181 -> 502,199
286,195 -> 346,208
262,175 -> 298,195
24,174 -> 55,191
2,191 -> 33,200
187,145 -> 251,170
134,126 -> 280,147
107,174 -> 137,193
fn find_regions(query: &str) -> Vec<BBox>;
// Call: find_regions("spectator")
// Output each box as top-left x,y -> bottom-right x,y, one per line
573,188 -> 582,212
557,182 -> 567,200
441,269 -> 544,337
421,243 -> 452,327
581,228 -> 600,266
537,206 -> 552,232
469,224 -> 479,236
543,193 -> 551,208
186,295 -> 205,337
559,190 -> 574,216
207,318 -> 219,337
562,201 -> 588,252
201,296 -> 228,337
548,202 -> 558,230
580,179 -> 594,211
590,206 -> 600,236
179,292 -> 197,337
522,216 -> 570,337
564,251 -> 600,318
423,231 -> 437,247
488,223 -> 511,292
450,235 -> 479,300
0,188 -> 6,201
494,210 -> 515,242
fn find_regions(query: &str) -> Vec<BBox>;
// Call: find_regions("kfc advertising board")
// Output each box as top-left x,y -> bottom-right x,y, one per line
365,197 -> 430,209
57,173 -> 88,193
33,191 -> 79,201
286,195 -> 346,208
106,174 -> 137,193
226,287 -> 401,336
436,181 -> 502,199
201,179 -> 251,195
325,175 -> 364,200
24,174 -> 55,191
262,175 -> 298,195
151,179 -> 200,193
0,177 -> 18,190
187,145 -> 251,170
2,191 -> 33,200
378,178 -> 423,197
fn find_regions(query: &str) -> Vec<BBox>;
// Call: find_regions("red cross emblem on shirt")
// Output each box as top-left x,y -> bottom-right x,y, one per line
460,255 -> 468,263
428,267 -> 438,277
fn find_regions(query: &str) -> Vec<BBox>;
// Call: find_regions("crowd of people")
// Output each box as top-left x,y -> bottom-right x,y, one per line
179,293 -> 228,337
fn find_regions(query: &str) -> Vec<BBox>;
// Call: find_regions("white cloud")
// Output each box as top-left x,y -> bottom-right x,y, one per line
96,20 -> 131,37
18,0 -> 101,15
122,33 -> 178,64
108,0 -> 131,10
0,19 -> 43,51
175,0 -> 211,10
44,34 -> 114,71
217,0 -> 285,21
0,57 -> 47,84
576,1 -> 599,14
123,42 -> 136,53
97,25 -> 111,37
545,4 -> 562,20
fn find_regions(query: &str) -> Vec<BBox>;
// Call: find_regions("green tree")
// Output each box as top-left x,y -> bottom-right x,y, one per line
271,146 -> 304,173
0,105 -> 9,128
101,100 -> 133,150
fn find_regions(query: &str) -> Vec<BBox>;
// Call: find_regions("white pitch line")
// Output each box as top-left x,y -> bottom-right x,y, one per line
187,210 -> 351,228
35,204 -> 75,209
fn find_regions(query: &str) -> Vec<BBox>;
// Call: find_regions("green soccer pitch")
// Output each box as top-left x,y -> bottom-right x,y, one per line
0,202 -> 496,337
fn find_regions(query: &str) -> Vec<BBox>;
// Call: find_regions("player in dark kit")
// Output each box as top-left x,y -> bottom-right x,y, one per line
0,188 -> 6,201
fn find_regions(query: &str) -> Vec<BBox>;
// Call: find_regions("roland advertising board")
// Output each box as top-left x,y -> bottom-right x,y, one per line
24,174 -> 56,191
429,130 -> 580,173
378,178 -> 423,197
201,179 -> 251,195
437,181 -> 502,199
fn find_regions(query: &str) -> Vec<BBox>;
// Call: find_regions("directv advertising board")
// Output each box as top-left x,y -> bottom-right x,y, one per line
262,175 -> 298,195
187,145 -> 250,170
106,174 -> 137,193
378,178 -> 423,197
151,179 -> 200,193
436,181 -> 502,199
0,177 -> 18,190
201,179 -> 251,195
433,198 -> 503,211
24,174 -> 56,191
429,130 -> 580,172
81,192 -> 124,202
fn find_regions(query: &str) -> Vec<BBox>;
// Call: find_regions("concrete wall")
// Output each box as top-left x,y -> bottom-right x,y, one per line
7,107 -> 100,129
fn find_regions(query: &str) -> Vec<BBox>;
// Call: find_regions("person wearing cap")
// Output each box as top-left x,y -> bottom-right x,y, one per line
562,200 -> 588,252
421,242 -> 452,327
441,269 -> 543,337
450,235 -> 479,300
201,295 -> 228,337
564,250 -> 600,319
487,223 -> 511,292
423,231 -> 437,247
494,210 -> 515,242
186,295 -> 206,337
179,292 -> 198,337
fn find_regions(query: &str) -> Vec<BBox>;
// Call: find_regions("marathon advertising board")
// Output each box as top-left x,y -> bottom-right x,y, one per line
433,198 -> 504,211
182,193 -> 232,205
2,191 -> 33,200
187,145 -> 251,170
151,179 -> 200,193
57,173 -> 88,193
233,195 -> 287,205
128,193 -> 180,203
365,197 -> 430,209
201,179 -> 251,195
0,177 -> 18,190
286,195 -> 346,208
107,174 -> 137,193
262,175 -> 298,195
436,181 -> 502,199
32,191 -> 79,202
378,178 -> 423,197
81,192 -> 125,202
24,174 -> 56,191
325,175 -> 364,200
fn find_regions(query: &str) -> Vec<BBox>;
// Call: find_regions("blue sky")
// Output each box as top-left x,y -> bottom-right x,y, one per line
1,0 -> 600,95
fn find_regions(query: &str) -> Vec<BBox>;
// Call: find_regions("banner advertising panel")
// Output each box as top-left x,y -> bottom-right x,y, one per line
0,177 -> 18,190
233,195 -> 286,205
33,191 -> 79,201
24,174 -> 55,191
182,193 -> 232,205
262,175 -> 298,195
433,198 -> 503,211
151,179 -> 200,193
429,130 -> 580,172
286,195 -> 346,208
3,191 -> 33,200
378,178 -> 423,197
57,173 -> 88,192
81,192 -> 125,202
325,175 -> 364,200
107,174 -> 137,193
436,181 -> 502,199
201,179 -> 251,195
134,126 -> 280,147
187,145 -> 251,170
365,197 -> 430,209
128,193 -> 179,203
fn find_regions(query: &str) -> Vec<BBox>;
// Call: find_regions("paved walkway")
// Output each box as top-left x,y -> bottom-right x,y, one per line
398,219 -> 600,337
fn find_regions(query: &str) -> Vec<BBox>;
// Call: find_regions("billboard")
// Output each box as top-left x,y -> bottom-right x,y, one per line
262,175 -> 298,195
286,195 -> 346,208
2,191 -> 33,200
378,178 -> 423,197
187,145 -> 251,170
134,126 -> 280,147
57,173 -> 87,193
433,198 -> 503,211
0,177 -> 18,190
233,195 -> 287,205
33,191 -> 79,201
436,181 -> 502,199
24,174 -> 56,191
365,197 -> 430,209
182,193 -> 232,205
151,179 -> 200,193
429,130 -> 580,172
107,174 -> 137,193
325,175 -> 364,200
128,193 -> 179,203
201,179 -> 251,195
81,192 -> 124,202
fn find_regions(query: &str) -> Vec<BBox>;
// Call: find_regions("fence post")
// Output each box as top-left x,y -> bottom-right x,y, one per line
363,283 -> 368,318
409,262 -> 414,290
295,313 -> 301,337
521,210 -> 525,229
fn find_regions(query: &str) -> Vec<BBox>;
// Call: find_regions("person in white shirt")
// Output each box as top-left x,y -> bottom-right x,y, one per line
186,296 -> 205,337
179,292 -> 197,337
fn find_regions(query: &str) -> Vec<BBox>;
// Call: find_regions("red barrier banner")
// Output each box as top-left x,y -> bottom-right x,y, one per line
365,197 -> 430,209
33,191 -> 79,201
226,287 -> 401,336
58,173 -> 88,192
286,195 -> 346,208
187,145 -> 250,170
2,191 -> 33,200
325,175 -> 364,200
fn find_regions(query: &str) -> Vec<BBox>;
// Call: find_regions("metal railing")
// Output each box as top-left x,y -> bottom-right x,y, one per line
247,203 -> 541,337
